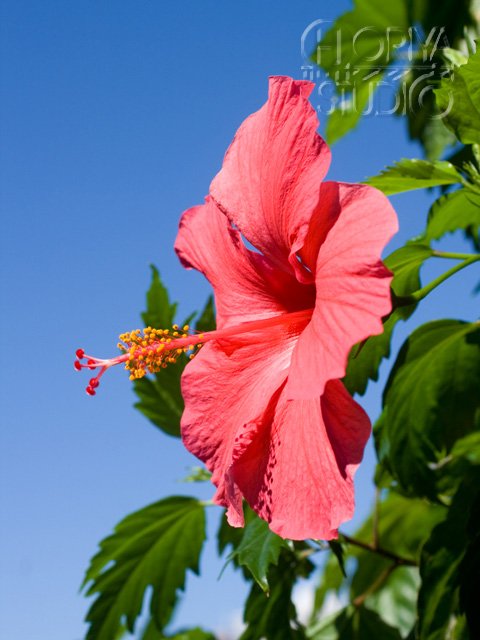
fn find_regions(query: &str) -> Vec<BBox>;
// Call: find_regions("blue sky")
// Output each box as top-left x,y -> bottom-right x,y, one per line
1,2 -> 479,639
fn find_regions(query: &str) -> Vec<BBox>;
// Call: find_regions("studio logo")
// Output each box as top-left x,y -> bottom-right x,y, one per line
300,20 -> 453,118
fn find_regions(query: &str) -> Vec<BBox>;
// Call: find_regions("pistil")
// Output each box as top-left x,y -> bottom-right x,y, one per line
74,308 -> 313,395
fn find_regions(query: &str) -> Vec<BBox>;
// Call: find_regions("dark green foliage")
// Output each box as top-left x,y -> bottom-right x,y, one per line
375,320 -> 480,499
312,0 -> 409,144
308,605 -> 403,639
240,552 -> 313,640
82,497 -> 206,640
313,0 -> 479,157
418,474 -> 480,639
313,493 -> 444,637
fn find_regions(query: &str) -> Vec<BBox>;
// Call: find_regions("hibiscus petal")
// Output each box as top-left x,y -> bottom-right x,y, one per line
174,198 -> 315,328
286,182 -> 398,399
180,333 -> 296,526
230,379 -> 371,540
210,76 -> 331,281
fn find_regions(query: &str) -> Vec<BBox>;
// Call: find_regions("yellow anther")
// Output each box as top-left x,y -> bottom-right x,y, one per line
183,325 -> 190,331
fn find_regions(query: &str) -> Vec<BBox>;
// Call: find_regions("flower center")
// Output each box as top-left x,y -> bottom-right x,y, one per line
74,308 -> 313,396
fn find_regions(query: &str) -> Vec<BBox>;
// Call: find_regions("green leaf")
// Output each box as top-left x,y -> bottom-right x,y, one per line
343,243 -> 433,395
349,494 -> 443,596
435,49 -> 480,145
137,619 -> 216,640
181,466 -> 212,483
194,296 -> 216,333
164,631 -> 215,640
436,430 -> 480,510
325,74 -> 383,145
426,188 -> 480,241
365,567 -> 420,638
241,552 -> 312,640
328,540 -> 346,578
386,243 -> 434,300
138,620 -> 216,640
133,365 -> 183,438
141,265 -> 178,330
230,517 -> 289,593
365,159 -> 462,195
82,497 -> 206,640
134,274 -> 215,438
418,475 -> 480,640
375,320 -> 480,499
312,492 -> 444,629
307,605 -> 402,640
313,0 -> 408,143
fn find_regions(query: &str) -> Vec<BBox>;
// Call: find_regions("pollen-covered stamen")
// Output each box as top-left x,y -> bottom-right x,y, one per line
118,324 -> 201,380
75,309 -> 313,396
74,324 -> 202,396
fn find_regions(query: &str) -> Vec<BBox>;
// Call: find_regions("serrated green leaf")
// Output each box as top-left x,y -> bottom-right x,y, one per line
375,320 -> 480,499
365,159 -> 462,195
82,497 -> 206,640
134,272 -> 215,438
435,49 -> 480,145
141,265 -> 178,330
307,604 -> 402,640
426,188 -> 480,241
241,552 -> 312,640
343,243 -> 433,395
231,517 -> 288,593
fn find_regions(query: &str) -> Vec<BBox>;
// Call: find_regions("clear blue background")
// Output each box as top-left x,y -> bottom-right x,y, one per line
1,1 -> 478,639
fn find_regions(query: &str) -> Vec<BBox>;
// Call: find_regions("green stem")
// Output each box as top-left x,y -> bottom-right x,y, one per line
394,253 -> 480,307
433,250 -> 479,260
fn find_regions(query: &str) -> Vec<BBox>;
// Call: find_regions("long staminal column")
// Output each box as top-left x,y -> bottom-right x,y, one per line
74,309 -> 313,396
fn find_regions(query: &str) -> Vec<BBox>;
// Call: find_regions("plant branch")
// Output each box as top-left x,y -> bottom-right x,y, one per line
352,563 -> 398,607
372,488 -> 380,550
433,250 -> 479,260
394,253 -> 480,307
339,533 -> 417,567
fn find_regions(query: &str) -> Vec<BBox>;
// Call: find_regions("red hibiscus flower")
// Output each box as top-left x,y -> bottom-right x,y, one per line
174,77 -> 398,540
75,76 -> 397,540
